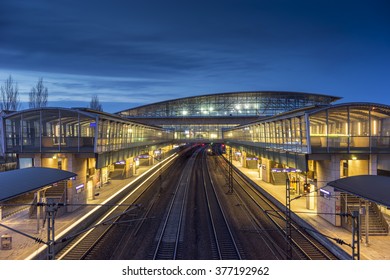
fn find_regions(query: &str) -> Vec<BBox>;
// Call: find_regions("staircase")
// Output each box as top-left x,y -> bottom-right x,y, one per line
45,181 -> 66,199
109,169 -> 124,180
29,181 -> 67,218
345,195 -> 389,236
271,172 -> 288,185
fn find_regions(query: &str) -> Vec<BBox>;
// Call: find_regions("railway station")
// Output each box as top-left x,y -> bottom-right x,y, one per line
1,90 -> 390,260
1,107 -> 174,212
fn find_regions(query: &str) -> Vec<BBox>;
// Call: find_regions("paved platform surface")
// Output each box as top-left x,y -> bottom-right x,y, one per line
1,157 -> 390,260
0,166 -> 152,260
231,160 -> 390,260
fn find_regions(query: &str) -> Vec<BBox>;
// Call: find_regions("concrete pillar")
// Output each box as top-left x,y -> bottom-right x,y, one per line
261,157 -> 271,183
125,157 -> 133,178
66,155 -> 87,211
133,160 -> 137,175
149,151 -> 154,165
316,155 -> 342,226
242,151 -> 247,168
369,154 -> 378,175
34,154 -> 42,167
316,155 -> 341,186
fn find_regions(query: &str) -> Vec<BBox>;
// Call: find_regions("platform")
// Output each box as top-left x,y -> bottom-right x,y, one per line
1,157 -> 390,260
231,160 -> 390,260
0,165 -> 153,260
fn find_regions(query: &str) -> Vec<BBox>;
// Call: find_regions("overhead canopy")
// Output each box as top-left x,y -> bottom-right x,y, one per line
327,175 -> 390,207
0,167 -> 77,202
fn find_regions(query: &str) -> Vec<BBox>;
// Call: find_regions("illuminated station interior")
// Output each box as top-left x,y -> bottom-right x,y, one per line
1,91 -> 390,229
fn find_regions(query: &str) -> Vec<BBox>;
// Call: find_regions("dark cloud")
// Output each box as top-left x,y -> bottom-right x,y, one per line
0,0 -> 389,109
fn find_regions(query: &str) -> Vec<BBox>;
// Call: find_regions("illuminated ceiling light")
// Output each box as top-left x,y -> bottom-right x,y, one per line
351,156 -> 357,160
182,110 -> 188,116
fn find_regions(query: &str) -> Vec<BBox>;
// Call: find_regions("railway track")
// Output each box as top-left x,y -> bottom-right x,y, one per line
55,154 -> 179,260
217,154 -> 338,260
201,151 -> 242,260
152,149 -> 200,259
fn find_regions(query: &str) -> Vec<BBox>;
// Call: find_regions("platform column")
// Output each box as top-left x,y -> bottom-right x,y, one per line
369,154 -> 377,175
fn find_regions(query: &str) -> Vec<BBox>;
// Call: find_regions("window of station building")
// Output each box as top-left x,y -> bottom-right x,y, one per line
21,111 -> 40,148
41,110 -> 59,138
298,116 -> 307,147
259,123 -> 265,142
19,157 -> 33,169
349,107 -> 370,149
309,110 -> 328,151
274,121 -> 282,144
78,113 -> 95,149
327,107 -> 350,151
5,117 -> 20,150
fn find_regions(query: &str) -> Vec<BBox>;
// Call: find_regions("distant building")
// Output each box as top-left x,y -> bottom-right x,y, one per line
117,91 -> 339,142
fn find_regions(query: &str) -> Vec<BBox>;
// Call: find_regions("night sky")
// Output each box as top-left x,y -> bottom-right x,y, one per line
1,0 -> 389,112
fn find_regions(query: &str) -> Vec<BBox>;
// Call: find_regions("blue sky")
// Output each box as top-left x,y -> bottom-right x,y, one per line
0,0 -> 389,113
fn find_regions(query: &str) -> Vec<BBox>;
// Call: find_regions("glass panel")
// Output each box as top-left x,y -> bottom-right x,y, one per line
5,116 -> 21,152
21,111 -> 41,151
349,106 -> 370,151
41,109 -> 60,151
79,113 -> 95,150
60,110 -> 80,151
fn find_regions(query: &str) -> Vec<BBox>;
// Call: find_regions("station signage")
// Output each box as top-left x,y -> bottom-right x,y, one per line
75,184 -> 84,193
271,168 -> 302,173
320,188 -> 331,199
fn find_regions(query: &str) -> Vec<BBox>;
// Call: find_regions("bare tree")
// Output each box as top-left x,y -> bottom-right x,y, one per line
29,78 -> 48,108
90,94 -> 103,111
1,75 -> 21,111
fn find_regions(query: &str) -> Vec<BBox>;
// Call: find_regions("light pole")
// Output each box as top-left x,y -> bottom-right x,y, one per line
285,178 -> 292,259
44,198 -> 58,260
351,210 -> 360,260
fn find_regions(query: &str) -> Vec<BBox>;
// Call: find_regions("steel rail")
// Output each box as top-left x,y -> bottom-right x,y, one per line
202,151 -> 242,260
217,155 -> 337,260
152,149 -> 200,259
56,155 -> 178,260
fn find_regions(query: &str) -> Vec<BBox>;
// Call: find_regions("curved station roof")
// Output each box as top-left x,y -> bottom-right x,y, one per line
0,167 -> 76,202
117,91 -> 341,118
327,175 -> 390,207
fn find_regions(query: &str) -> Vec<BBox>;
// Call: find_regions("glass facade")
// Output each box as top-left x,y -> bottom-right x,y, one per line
224,104 -> 390,153
3,108 -> 173,154
117,91 -> 339,118
224,115 -> 308,153
223,103 -> 390,172
117,91 -> 338,142
162,123 -> 238,141
309,104 -> 390,153
224,104 -> 390,155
